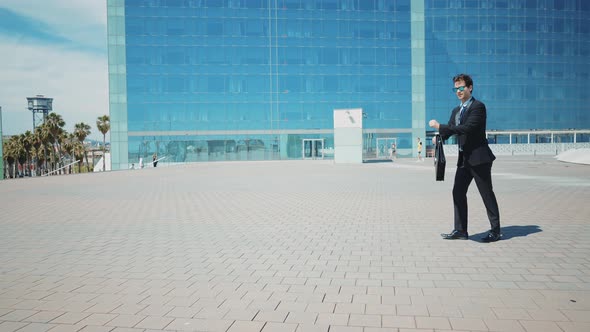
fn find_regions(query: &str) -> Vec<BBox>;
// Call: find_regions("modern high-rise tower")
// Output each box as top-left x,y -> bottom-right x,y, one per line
107,0 -> 590,170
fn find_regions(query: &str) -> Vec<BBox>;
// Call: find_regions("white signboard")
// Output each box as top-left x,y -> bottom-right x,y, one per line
333,108 -> 363,163
334,108 -> 362,129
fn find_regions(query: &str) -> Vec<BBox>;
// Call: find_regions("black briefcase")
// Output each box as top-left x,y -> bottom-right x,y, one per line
434,134 -> 446,181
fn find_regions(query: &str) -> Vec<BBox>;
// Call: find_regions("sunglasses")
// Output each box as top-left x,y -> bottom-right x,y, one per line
452,86 -> 467,92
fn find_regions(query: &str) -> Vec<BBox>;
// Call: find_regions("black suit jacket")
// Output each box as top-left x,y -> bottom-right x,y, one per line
439,98 -> 496,167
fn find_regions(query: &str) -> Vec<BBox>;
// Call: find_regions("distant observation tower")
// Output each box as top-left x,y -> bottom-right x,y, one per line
27,95 -> 53,129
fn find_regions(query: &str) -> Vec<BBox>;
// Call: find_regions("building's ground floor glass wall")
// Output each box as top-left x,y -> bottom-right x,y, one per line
129,133 -> 333,163
127,131 -> 417,164
127,130 -> 589,166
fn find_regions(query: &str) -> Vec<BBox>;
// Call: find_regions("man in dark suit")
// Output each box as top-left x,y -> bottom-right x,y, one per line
428,74 -> 501,242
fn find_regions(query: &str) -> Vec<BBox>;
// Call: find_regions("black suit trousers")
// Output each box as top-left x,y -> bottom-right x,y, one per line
452,162 -> 500,233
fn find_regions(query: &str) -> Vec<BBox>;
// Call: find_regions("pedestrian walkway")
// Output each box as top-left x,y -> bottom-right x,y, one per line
1,156 -> 589,332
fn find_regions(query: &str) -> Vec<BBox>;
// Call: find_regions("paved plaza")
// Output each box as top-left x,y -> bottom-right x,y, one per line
1,155 -> 589,332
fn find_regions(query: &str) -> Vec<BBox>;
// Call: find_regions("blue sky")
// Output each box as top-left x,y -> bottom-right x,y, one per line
0,0 -> 108,140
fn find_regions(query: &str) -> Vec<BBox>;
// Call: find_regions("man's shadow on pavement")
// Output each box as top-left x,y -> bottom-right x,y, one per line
471,225 -> 542,242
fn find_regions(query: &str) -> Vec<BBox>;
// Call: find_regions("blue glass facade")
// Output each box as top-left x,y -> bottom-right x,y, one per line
426,0 -> 590,131
107,0 -> 590,169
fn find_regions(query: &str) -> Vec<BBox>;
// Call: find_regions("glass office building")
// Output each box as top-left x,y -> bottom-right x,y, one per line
107,0 -> 590,169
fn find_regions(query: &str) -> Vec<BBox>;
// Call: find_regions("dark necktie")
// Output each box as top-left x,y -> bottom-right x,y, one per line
459,105 -> 466,124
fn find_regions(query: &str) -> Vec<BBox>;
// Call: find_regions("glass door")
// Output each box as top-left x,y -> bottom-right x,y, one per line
376,137 -> 397,159
302,139 -> 324,159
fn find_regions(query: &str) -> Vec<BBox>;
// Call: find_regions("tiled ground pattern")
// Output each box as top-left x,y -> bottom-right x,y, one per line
0,156 -> 589,332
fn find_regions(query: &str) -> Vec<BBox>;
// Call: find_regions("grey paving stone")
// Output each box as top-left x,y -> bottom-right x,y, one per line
284,311 -> 317,325
561,309 -> 590,322
314,313 -> 348,326
164,318 -> 231,331
260,322 -> 297,332
483,319 -> 526,332
252,310 -> 288,323
14,322 -> 57,332
24,311 -> 66,323
449,317 -> 489,331
395,304 -> 428,316
304,303 -> 334,314
77,326 -> 114,332
415,316 -> 451,330
0,321 -> 31,332
77,313 -> 118,327
49,312 -> 91,325
104,314 -> 146,328
556,321 -> 590,332
133,316 -> 173,330
348,313 -> 381,327
85,303 -> 123,314
0,309 -> 38,322
518,320 -> 563,332
226,320 -> 265,332
47,324 -> 85,332
381,315 -> 415,328
295,323 -> 329,332
328,326 -> 363,332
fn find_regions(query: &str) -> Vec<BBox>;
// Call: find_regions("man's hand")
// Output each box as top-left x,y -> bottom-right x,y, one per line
429,119 -> 440,130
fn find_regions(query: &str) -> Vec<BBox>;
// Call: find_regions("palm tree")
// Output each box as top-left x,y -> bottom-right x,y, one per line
72,141 -> 86,173
4,136 -> 24,178
44,113 -> 66,173
15,137 -> 27,176
33,126 -> 50,175
74,122 -> 91,171
3,138 -> 17,178
62,133 -> 76,174
37,123 -> 55,173
96,115 -> 110,171
21,131 -> 34,176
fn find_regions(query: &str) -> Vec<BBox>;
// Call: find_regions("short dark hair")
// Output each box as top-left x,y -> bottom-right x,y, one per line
453,73 -> 473,87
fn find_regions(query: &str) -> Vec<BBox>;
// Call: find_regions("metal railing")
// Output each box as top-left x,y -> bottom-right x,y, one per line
485,129 -> 590,144
442,142 -> 590,156
42,160 -> 79,176
424,129 -> 590,157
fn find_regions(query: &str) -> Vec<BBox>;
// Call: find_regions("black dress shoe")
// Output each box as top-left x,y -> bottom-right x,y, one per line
481,232 -> 501,243
441,230 -> 468,240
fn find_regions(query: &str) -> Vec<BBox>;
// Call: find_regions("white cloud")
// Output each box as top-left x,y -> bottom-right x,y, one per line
1,0 -> 107,31
0,0 -> 108,141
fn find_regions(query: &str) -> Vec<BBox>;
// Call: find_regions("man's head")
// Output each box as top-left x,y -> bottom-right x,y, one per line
453,73 -> 473,103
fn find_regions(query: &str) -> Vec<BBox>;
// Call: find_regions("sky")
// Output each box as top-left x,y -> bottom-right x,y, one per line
0,0 -> 108,141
